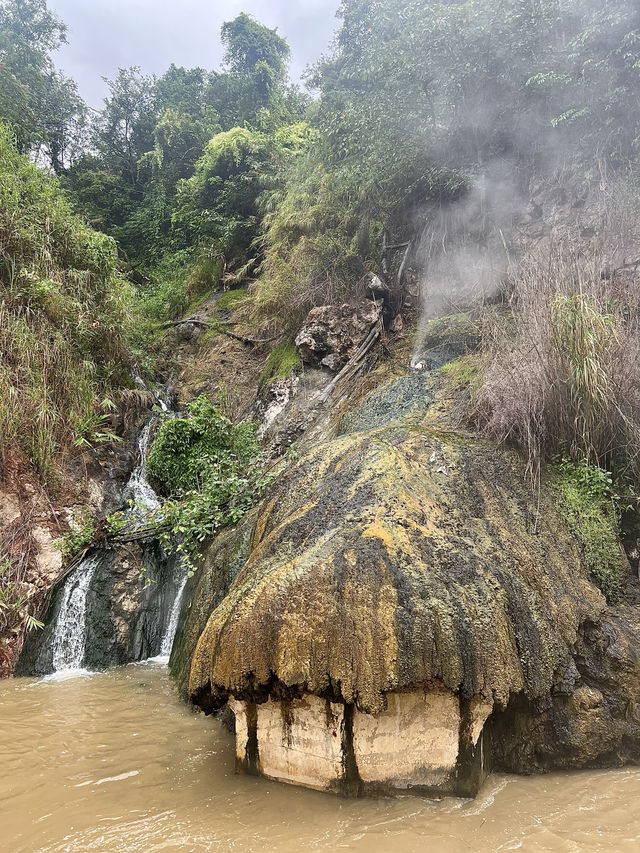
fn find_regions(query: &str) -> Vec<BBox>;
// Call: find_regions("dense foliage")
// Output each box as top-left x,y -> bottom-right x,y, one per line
253,0 -> 640,323
61,11 -> 307,301
0,0 -> 85,172
146,397 -> 265,573
0,123 -> 131,480
2,0 -> 640,504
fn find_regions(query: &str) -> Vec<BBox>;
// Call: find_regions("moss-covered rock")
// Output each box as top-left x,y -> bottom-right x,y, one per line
170,509 -> 258,700
259,342 -> 302,390
338,373 -> 437,434
550,460 -> 627,603
190,409 -> 604,715
413,312 -> 483,369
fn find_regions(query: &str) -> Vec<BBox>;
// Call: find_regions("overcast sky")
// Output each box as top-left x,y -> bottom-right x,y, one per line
49,0 -> 340,108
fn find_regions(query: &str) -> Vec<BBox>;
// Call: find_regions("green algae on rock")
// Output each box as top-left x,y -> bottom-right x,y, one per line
185,363 -> 640,796
170,509 -> 258,700
190,422 -> 604,717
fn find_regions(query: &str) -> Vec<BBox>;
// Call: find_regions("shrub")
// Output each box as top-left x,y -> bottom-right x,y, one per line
59,509 -> 97,559
551,459 -> 626,603
147,396 -> 258,496
145,396 -> 266,574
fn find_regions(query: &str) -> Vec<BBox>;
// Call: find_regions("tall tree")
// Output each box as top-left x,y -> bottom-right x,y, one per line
92,67 -> 156,187
0,0 -> 86,171
206,13 -> 302,130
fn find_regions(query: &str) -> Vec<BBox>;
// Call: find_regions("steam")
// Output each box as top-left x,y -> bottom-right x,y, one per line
410,167 -> 527,368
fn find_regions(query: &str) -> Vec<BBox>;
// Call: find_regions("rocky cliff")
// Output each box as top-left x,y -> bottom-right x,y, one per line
173,322 -> 640,796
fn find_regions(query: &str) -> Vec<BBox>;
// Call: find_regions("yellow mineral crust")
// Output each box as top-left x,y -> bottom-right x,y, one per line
190,424 -> 605,714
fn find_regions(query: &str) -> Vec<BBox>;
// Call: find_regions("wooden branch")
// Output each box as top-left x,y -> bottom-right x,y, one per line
161,318 -> 210,329
161,317 -> 277,346
317,321 -> 382,404
223,330 -> 279,346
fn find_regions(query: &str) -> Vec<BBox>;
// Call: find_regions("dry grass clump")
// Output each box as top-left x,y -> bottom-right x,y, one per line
0,505 -> 42,676
472,237 -> 640,484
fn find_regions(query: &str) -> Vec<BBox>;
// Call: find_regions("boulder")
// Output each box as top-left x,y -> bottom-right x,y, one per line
295,301 -> 382,371
188,375 -> 623,796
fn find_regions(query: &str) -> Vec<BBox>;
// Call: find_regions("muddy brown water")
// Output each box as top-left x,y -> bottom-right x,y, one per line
1,664 -> 639,853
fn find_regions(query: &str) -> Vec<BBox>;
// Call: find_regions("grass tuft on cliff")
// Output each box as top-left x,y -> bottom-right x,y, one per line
472,229 -> 640,492
259,342 -> 301,389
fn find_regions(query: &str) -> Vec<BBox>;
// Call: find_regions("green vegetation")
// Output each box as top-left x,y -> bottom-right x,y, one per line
215,287 -> 248,311
0,558 -> 43,636
0,0 -> 85,171
440,357 -> 481,392
552,459 -> 626,604
147,396 -> 258,495
61,15 -> 308,295
259,342 -> 302,389
146,396 -> 267,574
59,509 -> 97,559
0,123 -> 131,480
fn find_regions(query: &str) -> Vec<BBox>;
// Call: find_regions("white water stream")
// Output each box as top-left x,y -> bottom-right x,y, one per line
49,553 -> 102,673
49,414 -> 188,673
126,417 -> 160,514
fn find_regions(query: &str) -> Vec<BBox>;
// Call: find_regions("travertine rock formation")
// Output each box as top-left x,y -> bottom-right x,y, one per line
187,370 -> 626,795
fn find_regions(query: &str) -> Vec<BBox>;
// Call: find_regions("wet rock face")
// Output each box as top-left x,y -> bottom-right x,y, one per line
295,301 -> 381,371
169,510 -> 258,701
186,369 -> 639,795
490,606 -> 640,773
16,542 -> 182,675
190,423 -> 603,717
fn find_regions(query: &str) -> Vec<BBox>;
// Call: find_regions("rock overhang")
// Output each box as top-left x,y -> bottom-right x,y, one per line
190,421 -> 604,719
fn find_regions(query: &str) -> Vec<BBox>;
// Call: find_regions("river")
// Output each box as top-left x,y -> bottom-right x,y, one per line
1,664 -> 639,853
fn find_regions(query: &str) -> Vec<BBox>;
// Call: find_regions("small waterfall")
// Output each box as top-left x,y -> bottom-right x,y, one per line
40,411 -> 190,675
126,418 -> 160,514
160,568 -> 189,657
50,553 -> 102,672
132,370 -> 170,413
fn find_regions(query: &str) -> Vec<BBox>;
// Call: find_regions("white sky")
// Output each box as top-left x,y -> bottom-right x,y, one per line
49,0 -> 340,108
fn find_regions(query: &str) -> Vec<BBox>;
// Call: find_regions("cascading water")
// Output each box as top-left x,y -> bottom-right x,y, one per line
31,410 -> 191,676
126,417 -> 160,514
160,569 -> 189,657
49,553 -> 102,672
127,412 -> 189,659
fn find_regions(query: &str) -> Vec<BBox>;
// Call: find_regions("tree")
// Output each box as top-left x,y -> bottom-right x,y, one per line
0,0 -> 86,171
39,70 -> 87,174
173,126 -> 274,262
93,67 -> 156,187
206,13 -> 302,130
221,12 -> 289,79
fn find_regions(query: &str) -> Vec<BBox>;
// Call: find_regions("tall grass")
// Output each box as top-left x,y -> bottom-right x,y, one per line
473,234 -> 640,486
0,124 -> 132,482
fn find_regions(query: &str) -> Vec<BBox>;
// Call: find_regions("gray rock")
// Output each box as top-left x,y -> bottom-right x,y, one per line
295,301 -> 382,371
